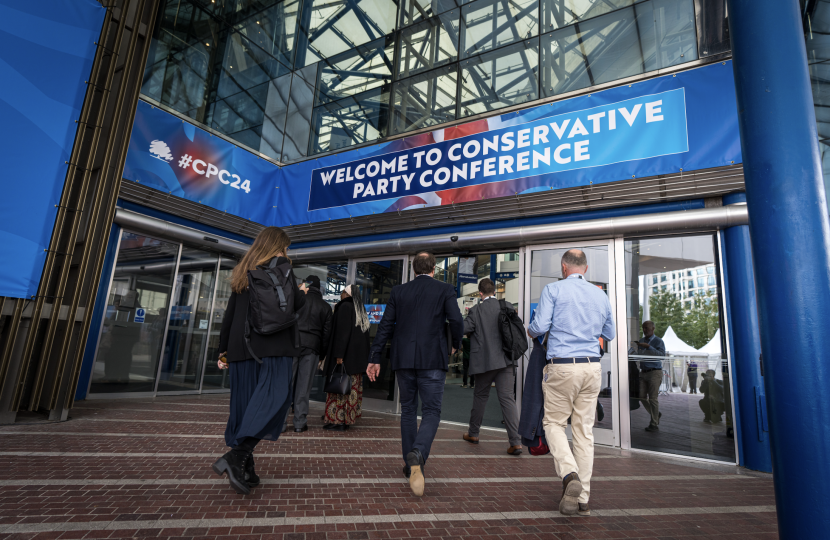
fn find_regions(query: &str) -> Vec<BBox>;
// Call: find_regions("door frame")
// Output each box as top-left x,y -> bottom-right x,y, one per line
348,254 -> 410,414
523,238 -> 620,447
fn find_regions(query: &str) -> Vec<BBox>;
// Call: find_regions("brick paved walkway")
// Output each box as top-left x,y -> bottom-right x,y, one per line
0,395 -> 778,539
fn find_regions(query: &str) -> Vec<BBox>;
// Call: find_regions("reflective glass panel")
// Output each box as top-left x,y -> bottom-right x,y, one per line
142,0 -> 301,159
459,38 -> 539,118
206,80 -> 269,151
157,248 -> 219,392
296,0 -> 398,67
541,0 -> 642,32
529,246 -> 614,435
282,66 -> 317,162
202,258 -> 238,391
399,0 -> 462,28
90,232 -> 179,394
460,0 -> 539,59
624,236 -> 734,462
697,0 -> 730,57
292,261 -> 349,403
310,87 -> 390,154
391,65 -> 458,135
398,10 -> 461,79
806,2 -> 830,203
355,260 -> 406,403
432,253 -> 522,428
540,0 -> 696,97
317,37 -> 395,104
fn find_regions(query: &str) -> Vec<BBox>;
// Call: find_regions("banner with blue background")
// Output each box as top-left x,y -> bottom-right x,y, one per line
123,61 -> 741,230
0,0 -> 105,298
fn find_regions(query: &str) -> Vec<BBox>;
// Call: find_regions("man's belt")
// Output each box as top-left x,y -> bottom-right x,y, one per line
547,357 -> 601,364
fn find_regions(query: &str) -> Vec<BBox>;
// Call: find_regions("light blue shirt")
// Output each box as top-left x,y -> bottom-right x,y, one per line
527,273 -> 616,359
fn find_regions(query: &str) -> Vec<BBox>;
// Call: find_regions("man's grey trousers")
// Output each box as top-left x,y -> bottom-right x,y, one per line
467,365 -> 521,446
285,353 -> 318,429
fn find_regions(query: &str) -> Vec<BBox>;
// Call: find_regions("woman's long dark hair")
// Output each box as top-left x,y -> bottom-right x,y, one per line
230,227 -> 291,293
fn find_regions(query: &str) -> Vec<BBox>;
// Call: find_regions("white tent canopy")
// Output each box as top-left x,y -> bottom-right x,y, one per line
661,326 -> 706,355
699,329 -> 722,356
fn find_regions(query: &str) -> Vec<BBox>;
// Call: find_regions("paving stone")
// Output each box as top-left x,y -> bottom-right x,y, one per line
0,395 -> 778,539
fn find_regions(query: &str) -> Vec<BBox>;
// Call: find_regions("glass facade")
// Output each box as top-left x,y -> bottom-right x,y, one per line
624,235 -> 734,462
805,1 -> 830,203
142,0 -> 728,163
91,230 -> 237,395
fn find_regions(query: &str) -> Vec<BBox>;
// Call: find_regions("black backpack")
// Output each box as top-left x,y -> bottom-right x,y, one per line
498,299 -> 529,362
244,258 -> 298,362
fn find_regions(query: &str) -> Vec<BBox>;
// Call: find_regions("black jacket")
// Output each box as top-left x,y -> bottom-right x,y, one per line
324,297 -> 370,376
218,257 -> 306,362
297,287 -> 333,356
369,275 -> 463,371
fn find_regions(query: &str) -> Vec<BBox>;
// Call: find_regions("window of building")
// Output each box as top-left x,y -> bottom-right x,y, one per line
697,277 -> 705,287
459,38 -> 540,117
461,0 -> 539,59
141,0 -> 720,163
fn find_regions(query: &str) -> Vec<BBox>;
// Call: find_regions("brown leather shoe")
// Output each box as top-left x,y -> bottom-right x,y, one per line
578,503 -> 590,516
463,433 -> 479,444
507,445 -> 523,455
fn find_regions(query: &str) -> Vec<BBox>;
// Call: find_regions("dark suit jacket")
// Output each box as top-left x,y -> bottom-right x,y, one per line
519,338 -> 548,448
369,274 -> 463,371
464,297 -> 513,375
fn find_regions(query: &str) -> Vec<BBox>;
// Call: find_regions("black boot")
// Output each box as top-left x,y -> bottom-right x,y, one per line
245,455 -> 260,487
212,450 -> 251,495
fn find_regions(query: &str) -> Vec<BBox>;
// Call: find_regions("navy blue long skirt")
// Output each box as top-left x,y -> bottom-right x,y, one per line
224,356 -> 293,448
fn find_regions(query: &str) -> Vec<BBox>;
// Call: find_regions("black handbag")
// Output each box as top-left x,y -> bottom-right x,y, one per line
324,363 -> 351,395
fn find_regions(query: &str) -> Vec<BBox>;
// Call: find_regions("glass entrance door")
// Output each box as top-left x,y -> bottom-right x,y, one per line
351,257 -> 408,414
525,240 -> 619,446
156,248 -> 219,393
90,231 -> 180,395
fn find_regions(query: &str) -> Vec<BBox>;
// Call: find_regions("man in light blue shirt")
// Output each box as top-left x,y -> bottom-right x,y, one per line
527,249 -> 615,517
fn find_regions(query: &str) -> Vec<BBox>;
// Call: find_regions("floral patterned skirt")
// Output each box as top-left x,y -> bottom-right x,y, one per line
324,374 -> 363,425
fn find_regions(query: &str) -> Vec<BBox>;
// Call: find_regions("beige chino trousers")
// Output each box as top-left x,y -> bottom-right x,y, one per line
541,361 -> 602,504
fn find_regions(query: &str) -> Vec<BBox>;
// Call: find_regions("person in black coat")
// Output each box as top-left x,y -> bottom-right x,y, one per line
211,226 -> 305,496
283,275 -> 332,433
367,252 -> 463,497
322,284 -> 370,431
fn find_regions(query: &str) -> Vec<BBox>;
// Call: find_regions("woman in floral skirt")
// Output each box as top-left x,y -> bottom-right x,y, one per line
321,284 -> 370,430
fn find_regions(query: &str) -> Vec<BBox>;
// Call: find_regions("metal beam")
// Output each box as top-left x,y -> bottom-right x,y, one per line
288,205 -> 749,261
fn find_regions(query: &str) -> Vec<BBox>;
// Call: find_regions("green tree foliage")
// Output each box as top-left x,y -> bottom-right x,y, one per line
647,290 -> 684,338
647,290 -> 719,349
683,291 -> 720,349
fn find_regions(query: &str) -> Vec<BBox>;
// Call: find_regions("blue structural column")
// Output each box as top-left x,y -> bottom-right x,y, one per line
727,0 -> 830,536
721,193 -> 772,473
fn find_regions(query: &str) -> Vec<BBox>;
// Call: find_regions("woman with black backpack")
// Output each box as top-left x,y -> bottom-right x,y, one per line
212,226 -> 305,495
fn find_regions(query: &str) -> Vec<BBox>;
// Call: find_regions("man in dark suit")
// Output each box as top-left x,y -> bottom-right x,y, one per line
462,278 -> 522,455
367,251 -> 463,497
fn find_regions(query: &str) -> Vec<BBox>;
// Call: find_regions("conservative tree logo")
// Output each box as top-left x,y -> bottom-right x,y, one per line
149,139 -> 174,161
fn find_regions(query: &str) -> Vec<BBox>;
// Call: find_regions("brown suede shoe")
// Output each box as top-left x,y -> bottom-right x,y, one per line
559,473 -> 582,515
507,445 -> 523,455
463,433 -> 479,444
578,503 -> 590,516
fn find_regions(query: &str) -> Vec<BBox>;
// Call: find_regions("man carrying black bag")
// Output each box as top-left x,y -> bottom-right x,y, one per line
461,278 -> 523,455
